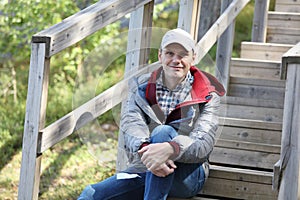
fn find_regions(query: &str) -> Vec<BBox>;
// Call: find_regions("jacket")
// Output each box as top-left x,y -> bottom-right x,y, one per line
120,66 -> 225,173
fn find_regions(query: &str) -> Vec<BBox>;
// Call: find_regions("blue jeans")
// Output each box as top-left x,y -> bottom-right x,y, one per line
78,125 -> 206,200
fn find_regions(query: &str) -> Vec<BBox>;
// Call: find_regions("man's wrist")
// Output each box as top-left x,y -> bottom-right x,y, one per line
168,141 -> 180,159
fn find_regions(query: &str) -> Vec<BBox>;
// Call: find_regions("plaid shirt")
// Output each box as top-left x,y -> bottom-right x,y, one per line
156,71 -> 194,117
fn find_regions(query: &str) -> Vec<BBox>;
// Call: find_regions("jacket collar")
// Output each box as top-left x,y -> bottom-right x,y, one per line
145,66 -> 225,107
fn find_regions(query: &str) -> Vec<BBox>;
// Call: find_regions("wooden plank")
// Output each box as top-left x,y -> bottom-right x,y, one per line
208,165 -> 274,184
178,0 -> 201,39
218,126 -> 282,145
200,176 -> 277,199
18,43 -> 48,200
221,103 -> 283,122
281,41 -> 300,79
194,0 -> 250,64
267,27 -> 300,45
222,96 -> 284,109
268,12 -> 300,29
278,63 -> 300,199
32,0 -> 152,57
209,147 -> 280,170
229,76 -> 285,87
200,165 -> 278,199
215,139 -> 281,154
220,117 -> 282,131
251,0 -> 269,42
241,41 -> 293,61
228,84 -> 285,102
230,58 -> 281,80
216,0 -> 235,92
275,0 -> 300,13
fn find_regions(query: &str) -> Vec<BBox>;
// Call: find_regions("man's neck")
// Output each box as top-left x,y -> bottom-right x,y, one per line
162,73 -> 185,90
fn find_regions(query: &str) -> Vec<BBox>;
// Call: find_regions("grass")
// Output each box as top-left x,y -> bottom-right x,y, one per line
0,135 -> 117,200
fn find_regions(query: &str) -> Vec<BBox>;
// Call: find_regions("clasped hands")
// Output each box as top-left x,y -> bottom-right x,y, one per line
138,142 -> 177,177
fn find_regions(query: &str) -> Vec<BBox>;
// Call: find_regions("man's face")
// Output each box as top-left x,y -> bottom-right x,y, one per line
158,43 -> 195,83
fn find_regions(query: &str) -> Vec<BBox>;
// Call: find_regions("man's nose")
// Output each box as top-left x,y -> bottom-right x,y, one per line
172,54 -> 182,62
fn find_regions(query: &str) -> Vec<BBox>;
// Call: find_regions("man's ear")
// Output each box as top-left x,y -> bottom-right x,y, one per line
191,53 -> 196,65
158,49 -> 162,62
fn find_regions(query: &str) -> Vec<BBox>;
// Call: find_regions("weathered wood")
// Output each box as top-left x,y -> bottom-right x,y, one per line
228,83 -> 285,103
210,147 -> 280,170
241,41 -> 293,61
194,0 -> 250,64
215,139 -> 281,154
221,104 -> 283,122
280,41 -> 300,79
230,58 -> 281,80
220,117 -> 282,131
275,0 -> 300,13
267,27 -> 300,45
18,43 -> 49,200
251,0 -> 269,42
223,96 -> 284,109
199,166 -> 278,199
268,12 -> 300,29
277,45 -> 300,198
218,125 -> 282,145
178,0 -> 202,39
229,76 -> 285,87
32,0 -> 152,57
216,0 -> 235,92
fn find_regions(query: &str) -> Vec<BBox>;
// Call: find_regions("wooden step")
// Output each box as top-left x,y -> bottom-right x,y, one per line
267,27 -> 300,45
275,0 -> 300,13
199,165 -> 278,199
219,117 -> 282,131
210,146 -> 280,170
228,77 -> 285,102
240,41 -> 293,61
218,123 -> 282,145
222,96 -> 283,109
268,11 -> 300,29
220,103 -> 283,122
230,58 -> 281,80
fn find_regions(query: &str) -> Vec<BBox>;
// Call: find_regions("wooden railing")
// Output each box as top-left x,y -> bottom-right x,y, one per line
18,0 -> 254,199
274,42 -> 300,199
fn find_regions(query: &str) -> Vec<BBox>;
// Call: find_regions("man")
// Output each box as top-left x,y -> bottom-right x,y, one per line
78,28 -> 225,200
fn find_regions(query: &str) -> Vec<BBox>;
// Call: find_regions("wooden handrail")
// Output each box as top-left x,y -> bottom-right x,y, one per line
275,42 -> 300,199
32,0 -> 151,58
194,0 -> 250,64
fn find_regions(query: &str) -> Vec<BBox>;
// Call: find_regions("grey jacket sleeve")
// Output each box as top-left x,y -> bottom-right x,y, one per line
172,92 -> 221,163
120,82 -> 151,154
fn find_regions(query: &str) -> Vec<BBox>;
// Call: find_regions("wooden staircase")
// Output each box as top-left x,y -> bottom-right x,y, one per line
195,0 -> 300,199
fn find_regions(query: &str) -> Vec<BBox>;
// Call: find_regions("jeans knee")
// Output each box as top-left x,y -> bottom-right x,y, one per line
151,125 -> 177,143
78,185 -> 95,200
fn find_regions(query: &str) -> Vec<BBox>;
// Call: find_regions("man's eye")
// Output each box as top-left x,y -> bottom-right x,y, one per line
165,51 -> 174,56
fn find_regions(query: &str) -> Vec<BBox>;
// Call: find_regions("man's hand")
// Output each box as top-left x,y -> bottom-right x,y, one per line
138,142 -> 174,171
151,160 -> 177,177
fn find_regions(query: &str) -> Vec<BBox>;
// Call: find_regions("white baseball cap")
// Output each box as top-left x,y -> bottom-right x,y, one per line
161,28 -> 196,51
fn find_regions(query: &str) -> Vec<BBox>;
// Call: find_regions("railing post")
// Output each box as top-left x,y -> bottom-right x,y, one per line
277,43 -> 300,199
18,43 -> 50,200
178,0 -> 202,40
252,0 -> 270,42
117,1 -> 154,172
216,0 -> 235,92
